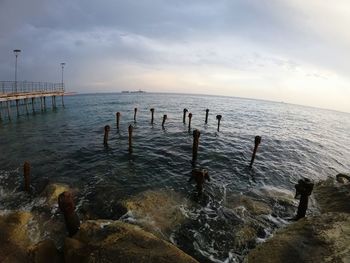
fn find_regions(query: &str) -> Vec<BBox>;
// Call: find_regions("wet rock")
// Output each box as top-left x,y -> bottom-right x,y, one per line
246,212 -> 350,263
118,190 -> 188,238
64,220 -> 198,263
40,183 -> 71,206
336,173 -> 350,184
314,177 -> 350,214
226,194 -> 272,216
29,239 -> 63,263
234,225 -> 258,249
0,211 -> 33,262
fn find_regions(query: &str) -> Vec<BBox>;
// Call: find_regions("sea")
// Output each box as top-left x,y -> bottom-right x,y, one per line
0,93 -> 349,262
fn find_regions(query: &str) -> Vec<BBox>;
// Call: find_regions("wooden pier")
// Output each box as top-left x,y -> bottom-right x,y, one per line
0,81 -> 65,120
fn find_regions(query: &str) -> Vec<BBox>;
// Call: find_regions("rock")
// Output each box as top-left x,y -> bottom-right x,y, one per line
29,239 -> 63,263
64,220 -> 198,263
119,190 -> 188,238
246,212 -> 350,263
0,211 -> 33,262
226,195 -> 272,216
336,173 -> 350,184
314,177 -> 350,213
40,183 -> 71,206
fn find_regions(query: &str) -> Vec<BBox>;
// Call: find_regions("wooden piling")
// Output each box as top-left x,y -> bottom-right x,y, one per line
162,114 -> 167,129
134,108 -> 137,122
205,109 -> 209,124
192,129 -> 200,163
116,112 -> 121,129
6,101 -> 11,120
103,125 -> 111,145
216,115 -> 222,132
183,108 -> 188,124
40,97 -> 43,111
150,108 -> 154,124
58,191 -> 80,237
16,99 -> 19,116
43,97 -> 46,110
31,97 -> 35,113
249,136 -> 261,167
128,125 -> 133,153
25,98 -> 29,115
23,161 -> 30,192
188,113 -> 192,131
61,95 -> 65,107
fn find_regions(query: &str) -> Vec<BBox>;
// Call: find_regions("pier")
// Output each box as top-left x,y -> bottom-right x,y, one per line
0,81 -> 65,120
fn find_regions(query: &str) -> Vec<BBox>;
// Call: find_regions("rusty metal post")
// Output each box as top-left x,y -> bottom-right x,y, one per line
134,108 -> 137,122
116,112 -> 121,129
205,109 -> 209,124
188,113 -> 192,131
103,125 -> 110,145
23,161 -> 30,192
128,125 -> 133,153
189,169 -> 210,195
216,115 -> 222,132
249,136 -> 261,167
192,129 -> 200,163
150,108 -> 154,124
294,178 -> 314,220
58,191 -> 80,237
183,108 -> 188,124
162,114 -> 167,129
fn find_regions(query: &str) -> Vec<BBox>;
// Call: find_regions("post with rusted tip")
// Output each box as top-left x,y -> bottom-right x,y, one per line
103,125 -> 110,145
116,112 -> 121,129
58,191 -> 80,237
216,115 -> 222,132
162,114 -> 167,129
249,136 -> 261,167
134,108 -> 137,122
128,125 -> 133,153
205,109 -> 209,124
150,108 -> 155,124
192,129 -> 200,163
183,108 -> 188,124
188,113 -> 193,131
23,161 -> 31,192
294,178 -> 314,220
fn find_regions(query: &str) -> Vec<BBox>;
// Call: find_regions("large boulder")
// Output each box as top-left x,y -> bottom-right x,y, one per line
64,220 -> 198,263
246,212 -> 350,263
28,239 -> 63,263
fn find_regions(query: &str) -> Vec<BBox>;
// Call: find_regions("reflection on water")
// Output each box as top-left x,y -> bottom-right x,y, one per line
1,93 -> 350,262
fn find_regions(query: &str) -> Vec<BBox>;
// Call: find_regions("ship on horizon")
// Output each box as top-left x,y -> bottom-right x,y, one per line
121,89 -> 146,94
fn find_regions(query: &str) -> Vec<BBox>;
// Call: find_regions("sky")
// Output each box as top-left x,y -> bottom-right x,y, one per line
0,0 -> 349,113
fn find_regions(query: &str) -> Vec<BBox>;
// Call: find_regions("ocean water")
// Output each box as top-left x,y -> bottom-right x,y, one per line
0,93 -> 350,262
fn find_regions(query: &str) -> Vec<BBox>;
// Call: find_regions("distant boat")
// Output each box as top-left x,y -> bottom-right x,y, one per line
122,90 -> 146,94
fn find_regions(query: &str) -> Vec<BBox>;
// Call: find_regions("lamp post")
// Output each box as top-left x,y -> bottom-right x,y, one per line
13,49 -> 21,93
60,62 -> 66,91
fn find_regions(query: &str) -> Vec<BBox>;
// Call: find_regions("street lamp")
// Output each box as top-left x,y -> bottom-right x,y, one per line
13,49 -> 21,93
60,62 -> 66,91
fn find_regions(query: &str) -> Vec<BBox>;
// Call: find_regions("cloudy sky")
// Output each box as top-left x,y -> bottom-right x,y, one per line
0,0 -> 349,112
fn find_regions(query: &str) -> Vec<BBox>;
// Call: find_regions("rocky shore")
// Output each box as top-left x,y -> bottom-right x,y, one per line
0,173 -> 349,262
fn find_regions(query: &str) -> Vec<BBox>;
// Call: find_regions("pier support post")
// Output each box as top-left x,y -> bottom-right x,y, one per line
294,178 -> 314,220
31,98 -> 35,113
150,108 -> 154,124
189,169 -> 210,195
0,102 -> 2,121
40,97 -> 43,111
249,136 -> 261,167
23,161 -> 31,192
205,109 -> 209,124
134,108 -> 137,122
128,125 -> 133,153
192,129 -> 200,163
43,97 -> 46,110
25,98 -> 29,115
6,101 -> 11,120
16,99 -> 19,116
183,108 -> 188,124
162,114 -> 167,129
58,191 -> 80,237
61,95 -> 65,107
103,125 -> 110,145
188,113 -> 192,131
216,115 -> 222,132
116,112 -> 120,129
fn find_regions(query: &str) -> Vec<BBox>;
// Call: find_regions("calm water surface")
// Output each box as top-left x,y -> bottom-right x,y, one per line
1,93 -> 349,262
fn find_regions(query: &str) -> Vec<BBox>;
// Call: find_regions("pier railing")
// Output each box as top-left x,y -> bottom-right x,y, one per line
0,81 -> 64,96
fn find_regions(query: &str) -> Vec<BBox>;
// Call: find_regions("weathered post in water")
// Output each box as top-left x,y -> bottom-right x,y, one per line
294,178 -> 314,220
134,108 -> 137,122
128,125 -> 133,153
205,109 -> 209,124
58,191 -> 80,237
150,108 -> 155,124
183,108 -> 188,124
103,125 -> 110,145
162,114 -> 167,129
23,161 -> 31,192
216,115 -> 222,132
188,113 -> 193,131
189,169 -> 210,195
249,136 -> 261,167
16,99 -> 20,116
192,129 -> 200,163
116,112 -> 121,129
